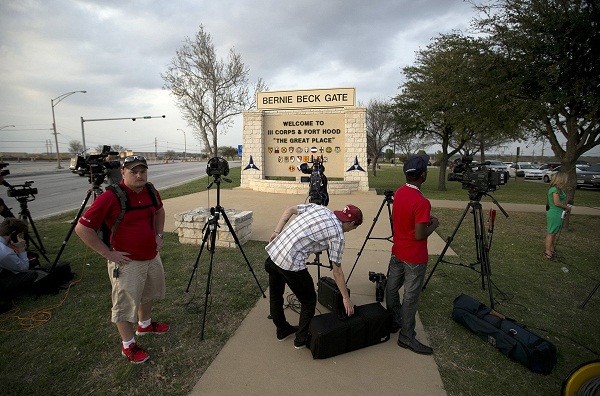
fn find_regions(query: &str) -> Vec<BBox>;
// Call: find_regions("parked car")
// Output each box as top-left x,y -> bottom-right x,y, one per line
539,162 -> 560,171
576,163 -> 600,189
542,165 -> 588,183
508,162 -> 544,179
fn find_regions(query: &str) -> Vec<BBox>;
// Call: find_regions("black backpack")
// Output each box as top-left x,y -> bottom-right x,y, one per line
99,182 -> 159,247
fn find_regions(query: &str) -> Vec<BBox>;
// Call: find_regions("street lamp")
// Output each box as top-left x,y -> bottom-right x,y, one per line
51,90 -> 86,169
177,128 -> 187,161
80,115 -> 166,154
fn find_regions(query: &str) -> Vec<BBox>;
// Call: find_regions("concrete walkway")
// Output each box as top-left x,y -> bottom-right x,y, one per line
160,187 -> 599,396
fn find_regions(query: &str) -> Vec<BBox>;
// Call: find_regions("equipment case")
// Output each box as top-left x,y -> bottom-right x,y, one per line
317,276 -> 350,317
308,302 -> 391,359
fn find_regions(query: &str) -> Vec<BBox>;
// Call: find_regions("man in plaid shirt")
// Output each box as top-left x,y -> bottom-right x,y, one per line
265,203 -> 363,349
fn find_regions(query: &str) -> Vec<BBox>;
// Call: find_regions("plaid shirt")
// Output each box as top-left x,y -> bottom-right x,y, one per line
265,204 -> 345,271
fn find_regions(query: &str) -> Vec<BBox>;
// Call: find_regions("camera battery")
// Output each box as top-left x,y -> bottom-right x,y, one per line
317,276 -> 349,317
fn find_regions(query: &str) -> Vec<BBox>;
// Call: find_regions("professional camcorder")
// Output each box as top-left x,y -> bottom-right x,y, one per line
300,156 -> 329,206
206,157 -> 230,177
368,271 -> 387,302
7,180 -> 38,201
447,155 -> 506,197
85,145 -> 121,175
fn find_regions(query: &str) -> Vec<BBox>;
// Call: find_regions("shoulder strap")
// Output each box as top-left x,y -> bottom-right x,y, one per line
104,183 -> 159,247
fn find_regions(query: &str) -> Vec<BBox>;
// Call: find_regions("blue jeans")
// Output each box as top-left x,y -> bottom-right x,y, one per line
264,257 -> 316,343
385,255 -> 427,342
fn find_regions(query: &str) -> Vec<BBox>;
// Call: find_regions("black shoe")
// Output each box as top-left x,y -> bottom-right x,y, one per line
293,338 -> 307,350
397,337 -> 433,355
277,325 -> 298,341
391,323 -> 401,333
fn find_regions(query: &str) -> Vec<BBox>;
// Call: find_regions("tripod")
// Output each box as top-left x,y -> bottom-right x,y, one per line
580,281 -> 599,309
2,180 -> 50,263
346,190 -> 394,283
186,174 -> 266,340
49,172 -> 105,272
422,191 -> 508,310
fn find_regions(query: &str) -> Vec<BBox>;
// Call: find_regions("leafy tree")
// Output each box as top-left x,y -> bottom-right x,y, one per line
162,25 -> 267,158
218,146 -> 239,159
394,33 -> 524,190
366,98 -> 395,176
474,0 -> 600,204
164,150 -> 177,160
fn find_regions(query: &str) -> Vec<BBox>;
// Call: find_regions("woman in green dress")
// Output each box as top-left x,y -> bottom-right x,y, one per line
545,172 -> 571,260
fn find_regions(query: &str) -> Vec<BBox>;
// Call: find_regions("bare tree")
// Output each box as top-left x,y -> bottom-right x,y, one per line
366,98 -> 395,176
69,140 -> 83,154
162,25 -> 267,157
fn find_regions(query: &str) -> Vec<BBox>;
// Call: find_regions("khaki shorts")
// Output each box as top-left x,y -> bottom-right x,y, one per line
107,254 -> 166,323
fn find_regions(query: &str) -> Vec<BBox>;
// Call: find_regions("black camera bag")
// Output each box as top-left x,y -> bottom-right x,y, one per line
317,276 -> 349,319
452,294 -> 557,375
308,302 -> 391,359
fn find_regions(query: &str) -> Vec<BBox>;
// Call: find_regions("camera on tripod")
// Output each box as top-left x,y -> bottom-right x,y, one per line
447,155 -> 507,194
368,271 -> 386,302
86,145 -> 121,175
206,157 -> 230,177
300,156 -> 329,206
7,181 -> 38,200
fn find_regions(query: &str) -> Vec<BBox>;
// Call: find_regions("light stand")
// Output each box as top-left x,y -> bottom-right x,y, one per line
422,190 -> 508,310
346,189 -> 394,283
185,173 -> 266,340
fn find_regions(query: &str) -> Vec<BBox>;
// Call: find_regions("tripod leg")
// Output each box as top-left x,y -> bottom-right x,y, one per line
201,222 -> 218,341
473,204 -> 495,309
49,189 -> 93,272
185,222 -> 211,293
579,280 -> 600,309
219,207 -> 266,297
347,198 -> 390,283
423,202 -> 472,290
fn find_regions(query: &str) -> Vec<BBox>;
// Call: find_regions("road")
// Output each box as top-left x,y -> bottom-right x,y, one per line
0,161 -> 240,220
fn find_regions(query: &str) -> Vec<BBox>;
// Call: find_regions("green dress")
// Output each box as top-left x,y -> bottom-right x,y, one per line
546,186 -> 565,233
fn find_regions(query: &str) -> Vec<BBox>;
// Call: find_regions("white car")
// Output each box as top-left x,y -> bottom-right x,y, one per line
508,162 -> 544,179
542,165 -> 586,183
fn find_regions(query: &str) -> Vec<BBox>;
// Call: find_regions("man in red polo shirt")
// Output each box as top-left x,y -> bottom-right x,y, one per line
386,154 -> 439,355
75,155 -> 168,363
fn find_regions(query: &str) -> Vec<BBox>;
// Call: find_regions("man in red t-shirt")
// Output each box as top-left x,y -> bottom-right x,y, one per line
75,156 -> 168,364
386,154 -> 439,355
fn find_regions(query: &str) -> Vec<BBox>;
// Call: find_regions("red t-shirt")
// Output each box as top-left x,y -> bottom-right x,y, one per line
391,184 -> 432,264
78,182 -> 163,261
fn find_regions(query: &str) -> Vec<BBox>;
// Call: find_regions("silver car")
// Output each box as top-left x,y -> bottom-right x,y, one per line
509,162 -> 544,179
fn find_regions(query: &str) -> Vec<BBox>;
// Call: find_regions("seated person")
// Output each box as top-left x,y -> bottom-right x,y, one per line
0,218 -> 41,312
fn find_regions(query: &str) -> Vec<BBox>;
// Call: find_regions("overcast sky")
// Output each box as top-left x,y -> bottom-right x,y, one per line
1,0 -> 519,158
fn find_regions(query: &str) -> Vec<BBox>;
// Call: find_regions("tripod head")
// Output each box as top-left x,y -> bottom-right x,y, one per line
383,189 -> 394,204
468,190 -> 509,218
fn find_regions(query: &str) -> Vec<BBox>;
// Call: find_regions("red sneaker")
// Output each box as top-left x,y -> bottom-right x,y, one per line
122,342 -> 149,363
136,322 -> 170,336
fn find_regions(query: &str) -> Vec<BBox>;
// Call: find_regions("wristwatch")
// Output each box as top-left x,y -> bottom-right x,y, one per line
156,233 -> 164,239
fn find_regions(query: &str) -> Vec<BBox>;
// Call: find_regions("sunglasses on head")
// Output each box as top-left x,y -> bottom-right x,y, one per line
124,155 -> 146,163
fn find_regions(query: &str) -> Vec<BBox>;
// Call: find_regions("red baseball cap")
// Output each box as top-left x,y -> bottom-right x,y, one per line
334,204 -> 363,225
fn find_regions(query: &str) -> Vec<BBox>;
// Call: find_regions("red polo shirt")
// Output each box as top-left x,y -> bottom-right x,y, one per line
79,182 -> 163,261
391,184 -> 432,264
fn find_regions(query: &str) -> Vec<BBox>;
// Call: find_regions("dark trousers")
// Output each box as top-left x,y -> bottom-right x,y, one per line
0,271 -> 38,302
264,257 -> 316,342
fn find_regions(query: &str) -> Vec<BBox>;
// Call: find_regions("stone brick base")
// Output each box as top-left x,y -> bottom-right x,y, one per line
174,208 -> 253,248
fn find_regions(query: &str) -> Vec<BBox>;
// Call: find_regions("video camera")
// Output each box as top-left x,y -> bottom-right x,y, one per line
300,156 -> 329,206
85,145 -> 121,175
368,271 -> 386,302
447,155 -> 506,198
7,180 -> 38,201
206,157 -> 230,177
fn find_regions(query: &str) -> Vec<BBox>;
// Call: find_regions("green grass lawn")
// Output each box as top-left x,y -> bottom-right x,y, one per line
1,166 -> 598,395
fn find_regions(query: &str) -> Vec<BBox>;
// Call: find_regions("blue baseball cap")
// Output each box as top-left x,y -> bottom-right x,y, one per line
403,154 -> 430,176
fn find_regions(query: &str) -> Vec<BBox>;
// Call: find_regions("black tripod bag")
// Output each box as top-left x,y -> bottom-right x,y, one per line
452,294 -> 557,375
308,302 -> 391,359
